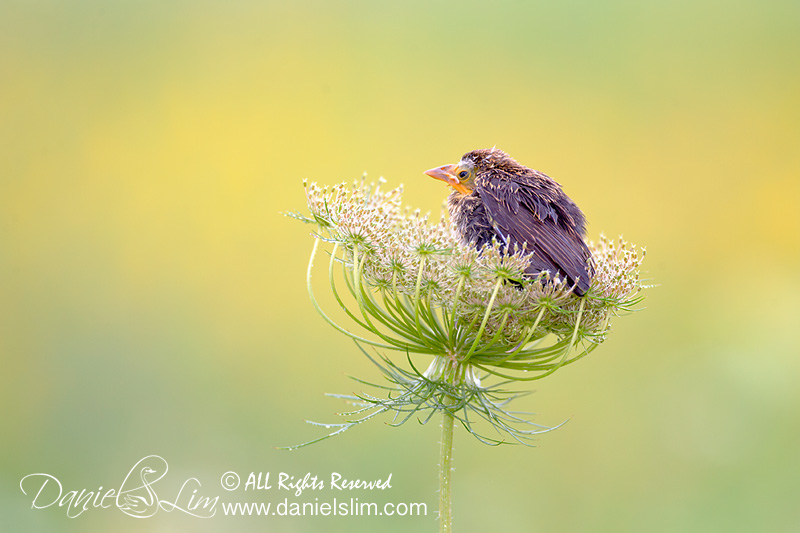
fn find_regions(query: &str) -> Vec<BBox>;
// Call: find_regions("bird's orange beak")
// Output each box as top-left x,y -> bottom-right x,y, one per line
424,164 -> 472,195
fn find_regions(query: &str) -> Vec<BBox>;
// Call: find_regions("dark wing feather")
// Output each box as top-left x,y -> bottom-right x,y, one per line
476,171 -> 592,295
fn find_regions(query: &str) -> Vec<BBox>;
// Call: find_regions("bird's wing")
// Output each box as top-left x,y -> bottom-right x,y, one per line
476,173 -> 591,294
121,494 -> 147,512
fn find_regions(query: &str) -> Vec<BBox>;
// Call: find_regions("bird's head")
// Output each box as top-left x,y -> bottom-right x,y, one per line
424,160 -> 475,195
425,148 -> 520,194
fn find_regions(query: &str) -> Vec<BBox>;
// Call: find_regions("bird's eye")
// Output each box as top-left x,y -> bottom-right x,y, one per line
458,170 -> 469,180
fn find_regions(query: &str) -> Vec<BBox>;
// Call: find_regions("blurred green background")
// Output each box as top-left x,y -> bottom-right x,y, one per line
2,1 -> 798,531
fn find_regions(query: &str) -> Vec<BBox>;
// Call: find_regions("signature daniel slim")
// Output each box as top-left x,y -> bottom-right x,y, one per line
20,454 -> 395,519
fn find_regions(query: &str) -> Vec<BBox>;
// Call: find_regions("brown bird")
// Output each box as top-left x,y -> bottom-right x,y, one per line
425,148 -> 592,295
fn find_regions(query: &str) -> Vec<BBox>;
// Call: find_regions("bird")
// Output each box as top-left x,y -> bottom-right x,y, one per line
425,148 -> 592,296
119,466 -> 158,517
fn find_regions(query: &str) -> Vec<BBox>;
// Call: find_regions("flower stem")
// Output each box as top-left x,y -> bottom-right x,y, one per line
465,278 -> 503,359
439,408 -> 455,533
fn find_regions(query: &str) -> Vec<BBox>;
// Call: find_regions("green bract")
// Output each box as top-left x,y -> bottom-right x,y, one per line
287,177 -> 646,446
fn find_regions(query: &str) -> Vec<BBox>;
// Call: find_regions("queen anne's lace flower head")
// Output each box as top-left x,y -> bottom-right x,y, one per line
287,178 -> 647,446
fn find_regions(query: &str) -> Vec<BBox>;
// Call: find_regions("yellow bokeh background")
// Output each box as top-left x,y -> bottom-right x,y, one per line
2,1 -> 799,531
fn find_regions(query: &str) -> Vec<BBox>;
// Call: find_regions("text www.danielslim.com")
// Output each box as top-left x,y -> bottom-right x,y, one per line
221,498 -> 427,517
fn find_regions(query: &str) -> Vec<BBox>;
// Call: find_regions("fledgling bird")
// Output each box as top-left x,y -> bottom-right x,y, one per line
425,148 -> 593,296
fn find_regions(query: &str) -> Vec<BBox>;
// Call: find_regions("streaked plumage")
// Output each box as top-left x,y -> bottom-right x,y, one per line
425,148 -> 592,295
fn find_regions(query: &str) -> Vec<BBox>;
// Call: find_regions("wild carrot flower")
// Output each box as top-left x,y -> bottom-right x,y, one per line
287,176 -> 647,532
286,176 -> 647,446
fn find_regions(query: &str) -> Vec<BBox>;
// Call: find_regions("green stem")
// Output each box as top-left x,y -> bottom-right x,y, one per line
439,408 -> 455,533
413,255 -> 427,335
465,278 -> 503,359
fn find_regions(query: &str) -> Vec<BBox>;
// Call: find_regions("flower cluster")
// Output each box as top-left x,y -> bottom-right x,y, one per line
287,177 -> 646,445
